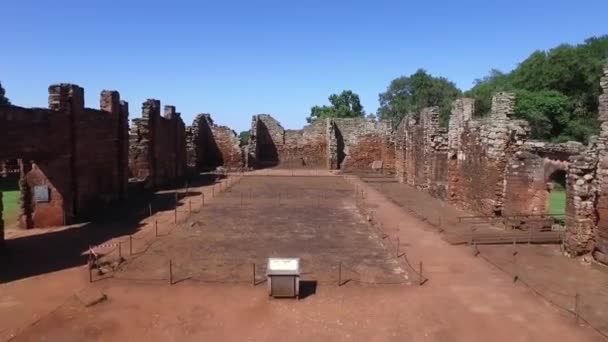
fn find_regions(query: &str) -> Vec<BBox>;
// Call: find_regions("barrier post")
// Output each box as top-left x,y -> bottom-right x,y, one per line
201,193 -> 205,206
396,237 -> 400,257
118,242 -> 122,259
155,220 -> 158,237
169,260 -> 173,285
189,200 -> 192,214
575,293 -> 580,323
338,262 -> 342,287
252,263 -> 256,286
129,236 -> 133,256
513,252 -> 518,282
419,261 -> 423,286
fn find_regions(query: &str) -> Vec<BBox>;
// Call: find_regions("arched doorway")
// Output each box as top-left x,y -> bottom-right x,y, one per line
547,169 -> 567,217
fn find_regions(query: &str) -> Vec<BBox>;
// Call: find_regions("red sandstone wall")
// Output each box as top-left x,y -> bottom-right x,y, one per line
397,108 -> 448,199
330,119 -> 393,171
129,100 -> 187,188
251,115 -> 326,169
187,114 -> 243,170
0,84 -> 130,230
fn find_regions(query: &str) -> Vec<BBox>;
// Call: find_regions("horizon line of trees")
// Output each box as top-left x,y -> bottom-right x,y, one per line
307,35 -> 607,143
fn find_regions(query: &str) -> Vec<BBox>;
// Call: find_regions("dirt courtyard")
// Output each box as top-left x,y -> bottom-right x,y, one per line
0,170 -> 605,341
117,175 -> 407,285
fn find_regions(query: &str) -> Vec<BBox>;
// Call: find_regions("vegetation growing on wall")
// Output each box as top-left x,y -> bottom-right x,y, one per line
466,36 -> 608,142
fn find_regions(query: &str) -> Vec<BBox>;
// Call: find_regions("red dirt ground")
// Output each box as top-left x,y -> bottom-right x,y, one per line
0,169 -> 604,341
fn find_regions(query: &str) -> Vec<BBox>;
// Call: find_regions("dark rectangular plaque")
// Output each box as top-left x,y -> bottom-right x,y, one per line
34,185 -> 50,203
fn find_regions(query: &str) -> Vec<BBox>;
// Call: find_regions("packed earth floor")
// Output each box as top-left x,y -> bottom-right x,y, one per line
0,169 -> 606,341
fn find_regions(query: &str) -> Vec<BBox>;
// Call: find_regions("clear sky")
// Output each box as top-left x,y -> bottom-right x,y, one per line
1,0 -> 607,132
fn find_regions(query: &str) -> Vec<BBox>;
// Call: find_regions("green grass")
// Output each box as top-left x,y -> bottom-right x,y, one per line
0,177 -> 20,225
549,185 -> 566,217
1,190 -> 20,225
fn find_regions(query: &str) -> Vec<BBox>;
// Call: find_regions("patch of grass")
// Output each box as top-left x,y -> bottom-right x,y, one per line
549,186 -> 566,217
0,177 -> 20,225
1,190 -> 20,225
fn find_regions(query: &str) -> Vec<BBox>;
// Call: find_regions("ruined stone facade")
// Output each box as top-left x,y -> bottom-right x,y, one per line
248,114 -> 327,169
4,67 -> 608,268
0,84 -> 129,230
447,93 -> 530,216
247,114 -> 394,171
395,107 -> 448,198
328,118 -> 395,171
186,114 -> 243,171
128,100 -> 187,188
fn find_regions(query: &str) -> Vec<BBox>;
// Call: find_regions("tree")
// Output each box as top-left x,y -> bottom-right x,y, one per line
307,90 -> 365,123
377,69 -> 461,126
238,131 -> 251,147
0,82 -> 9,105
466,35 -> 608,143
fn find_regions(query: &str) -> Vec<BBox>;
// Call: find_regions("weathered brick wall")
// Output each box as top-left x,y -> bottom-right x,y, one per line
328,118 -> 394,171
397,107 -> 448,199
588,66 -> 608,263
503,142 -> 582,229
249,114 -> 327,169
0,84 -> 130,234
447,93 -> 529,216
129,100 -> 186,188
565,141 -> 598,256
187,114 -> 243,170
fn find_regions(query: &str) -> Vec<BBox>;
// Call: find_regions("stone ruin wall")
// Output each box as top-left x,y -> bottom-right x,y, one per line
396,107 -> 448,199
128,100 -> 187,188
595,67 -> 608,263
247,114 -> 394,171
567,66 -> 608,262
0,84 -> 129,232
328,118 -> 395,172
186,114 -> 243,171
502,142 -> 582,230
447,93 -> 529,216
248,114 -> 327,169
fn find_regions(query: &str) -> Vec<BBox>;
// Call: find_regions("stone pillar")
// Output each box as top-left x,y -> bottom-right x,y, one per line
589,65 -> 608,263
447,98 -> 474,204
143,99 -> 160,188
326,119 -> 338,170
164,105 -> 176,119
119,101 -> 129,199
47,84 -> 81,219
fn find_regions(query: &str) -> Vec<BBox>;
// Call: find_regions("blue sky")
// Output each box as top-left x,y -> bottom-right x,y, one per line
1,0 -> 607,132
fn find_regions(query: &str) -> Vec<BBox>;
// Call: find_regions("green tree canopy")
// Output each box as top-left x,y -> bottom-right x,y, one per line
377,69 -> 462,126
307,90 -> 365,123
238,130 -> 251,147
466,35 -> 608,142
0,82 -> 9,105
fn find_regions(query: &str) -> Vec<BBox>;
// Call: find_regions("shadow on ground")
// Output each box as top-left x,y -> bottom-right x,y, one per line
0,173 -> 221,283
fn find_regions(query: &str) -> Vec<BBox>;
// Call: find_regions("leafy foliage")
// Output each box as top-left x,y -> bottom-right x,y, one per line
307,90 -> 365,123
238,131 -> 251,147
377,69 -> 461,126
467,35 -> 608,142
0,82 -> 9,105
